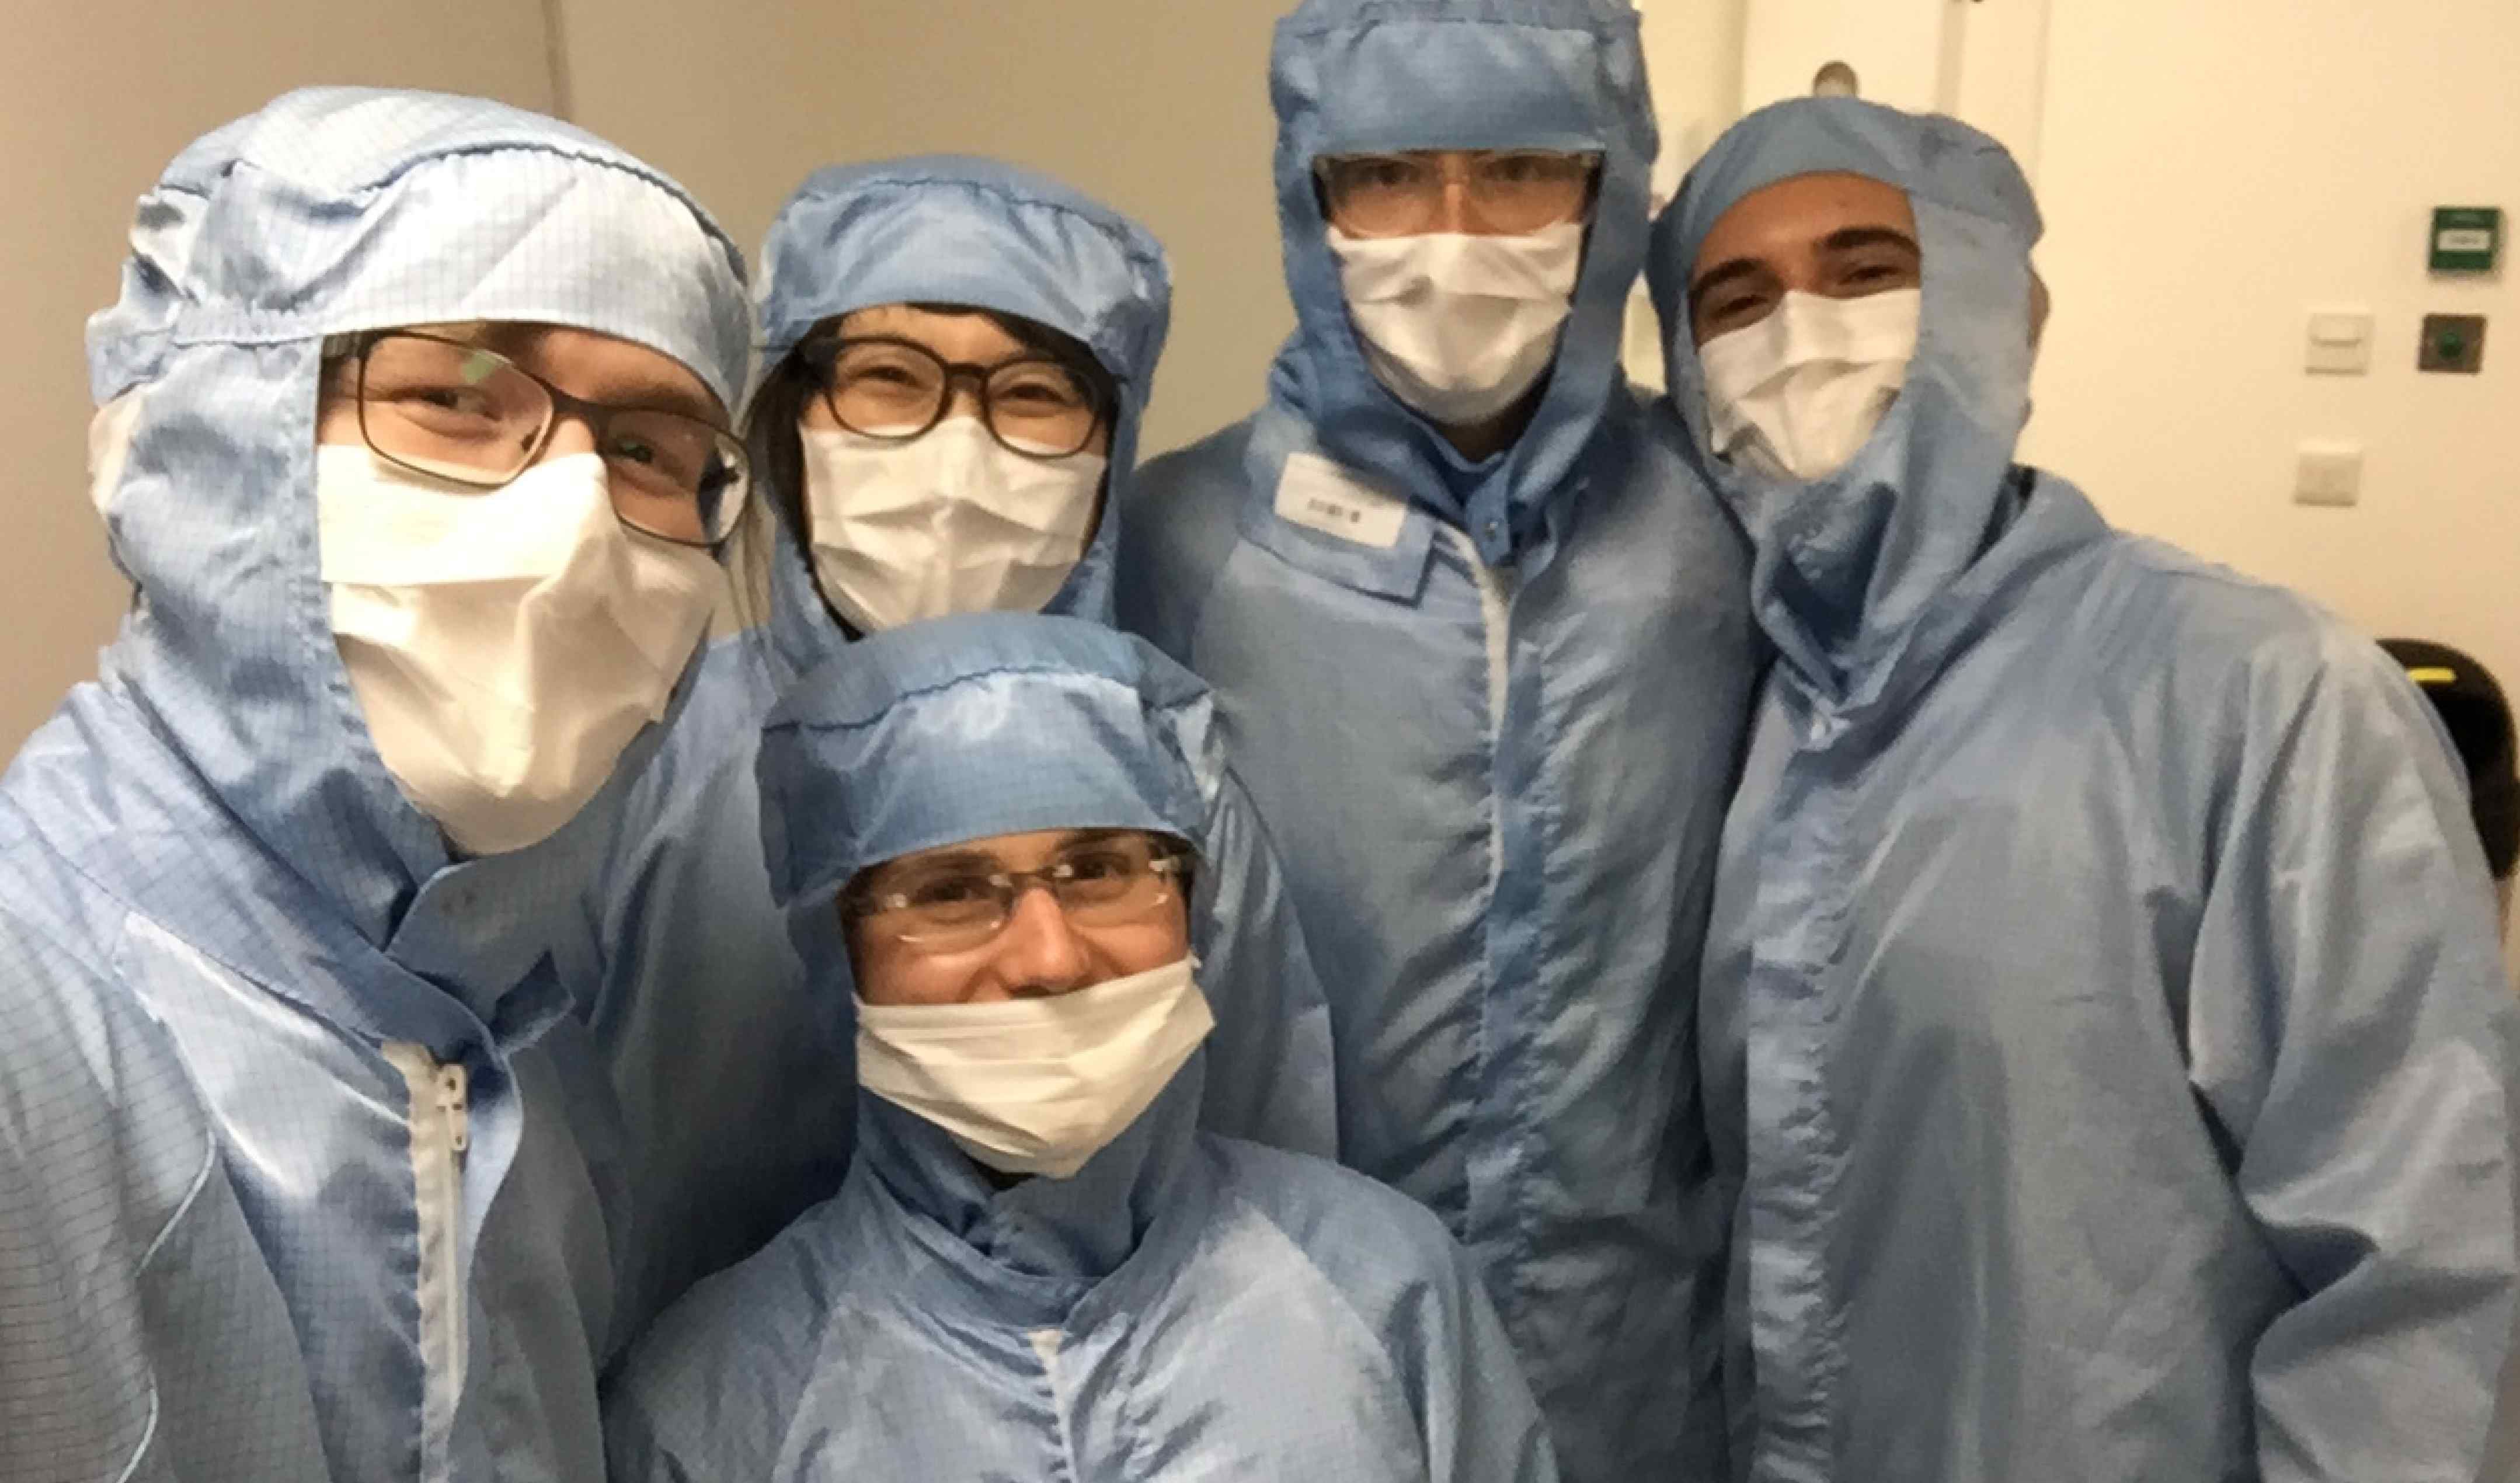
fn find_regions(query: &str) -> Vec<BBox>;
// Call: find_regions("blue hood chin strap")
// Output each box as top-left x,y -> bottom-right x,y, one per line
853,1054 -> 1208,1295
1259,0 -> 1659,563
747,156 -> 1172,678
1648,98 -> 2044,711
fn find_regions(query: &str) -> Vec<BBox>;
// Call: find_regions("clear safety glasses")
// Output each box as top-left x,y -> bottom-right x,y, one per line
1313,149 -> 1602,238
802,336 -> 1109,460
844,833 -> 1192,952
346,331 -> 751,546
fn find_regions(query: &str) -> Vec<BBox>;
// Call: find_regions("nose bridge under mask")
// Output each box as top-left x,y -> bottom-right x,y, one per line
1698,287 -> 1922,484
854,953 -> 1214,1179
316,447 -> 618,587
316,445 -> 721,855
1329,221 -> 1585,425
798,422 -> 1104,635
927,414 -> 998,493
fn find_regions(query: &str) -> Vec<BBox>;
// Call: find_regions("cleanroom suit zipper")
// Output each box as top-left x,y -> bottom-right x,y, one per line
1445,524 -> 1516,735
1440,521 -> 1522,1275
381,1041 -> 471,1482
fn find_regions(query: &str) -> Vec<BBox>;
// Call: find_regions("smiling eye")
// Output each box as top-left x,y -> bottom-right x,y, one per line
1057,847 -> 1136,883
991,364 -> 1090,409
906,873 -> 991,907
1700,287 -> 1778,333
419,387 -> 494,416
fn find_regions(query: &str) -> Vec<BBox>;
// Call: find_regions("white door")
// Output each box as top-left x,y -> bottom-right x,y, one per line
1738,0 -> 2052,180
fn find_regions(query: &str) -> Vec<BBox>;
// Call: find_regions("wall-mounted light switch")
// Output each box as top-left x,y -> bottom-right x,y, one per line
2295,443 -> 2362,507
2305,309 -> 2374,374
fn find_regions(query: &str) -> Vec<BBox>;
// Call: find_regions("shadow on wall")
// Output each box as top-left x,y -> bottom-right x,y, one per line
0,0 -> 562,758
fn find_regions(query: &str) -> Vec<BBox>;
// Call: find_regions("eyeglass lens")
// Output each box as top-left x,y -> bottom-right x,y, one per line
356,333 -> 749,545
1318,150 -> 1597,238
863,837 -> 1182,949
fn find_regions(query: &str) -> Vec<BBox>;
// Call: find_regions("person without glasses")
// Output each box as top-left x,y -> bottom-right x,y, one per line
1651,96 -> 2519,1482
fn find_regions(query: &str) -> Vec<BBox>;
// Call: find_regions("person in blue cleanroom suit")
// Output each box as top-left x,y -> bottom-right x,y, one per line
603,612 -> 1554,1483
1647,96 -> 2520,1483
0,89 -> 754,1481
556,156 -> 1336,1333
1113,3 -> 1760,1476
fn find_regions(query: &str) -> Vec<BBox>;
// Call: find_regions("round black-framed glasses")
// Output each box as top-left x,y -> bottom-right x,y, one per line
800,335 -> 1110,461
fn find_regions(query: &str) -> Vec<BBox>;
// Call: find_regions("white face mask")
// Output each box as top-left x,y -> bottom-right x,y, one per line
801,420 -> 1104,635
1328,222 -> 1585,427
317,447 -> 719,856
855,954 -> 1214,1180
1700,287 -> 1923,483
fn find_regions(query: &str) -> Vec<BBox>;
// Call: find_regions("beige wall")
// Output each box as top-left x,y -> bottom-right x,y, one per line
564,0 -> 1752,449
1639,0 -> 1749,189
0,2 -> 558,757
2024,0 -> 2517,703
1622,0 -> 1751,382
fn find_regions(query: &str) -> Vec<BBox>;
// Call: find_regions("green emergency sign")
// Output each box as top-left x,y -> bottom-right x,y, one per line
2430,207 -> 2502,274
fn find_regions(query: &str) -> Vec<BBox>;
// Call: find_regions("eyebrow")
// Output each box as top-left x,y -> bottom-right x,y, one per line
584,366 -> 723,425
1818,225 -> 1922,260
1688,224 -> 1922,309
868,848 -> 988,881
868,830 -> 1140,880
409,319 -> 723,424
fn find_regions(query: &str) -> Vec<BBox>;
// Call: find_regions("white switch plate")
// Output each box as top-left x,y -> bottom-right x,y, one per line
2295,442 -> 2364,506
2306,308 -> 2375,375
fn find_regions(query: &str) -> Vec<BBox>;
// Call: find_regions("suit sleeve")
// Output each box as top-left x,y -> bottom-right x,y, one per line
1413,1237 -> 1562,1483
0,918 -> 325,1481
1192,766 -> 1340,1159
2187,640 -> 2520,1482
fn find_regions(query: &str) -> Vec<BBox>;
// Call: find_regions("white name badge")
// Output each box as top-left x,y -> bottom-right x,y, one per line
1273,451 -> 1409,549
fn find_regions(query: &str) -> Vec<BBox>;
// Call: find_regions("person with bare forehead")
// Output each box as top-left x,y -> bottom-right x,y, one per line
604,614 -> 1554,1481
1650,96 -> 2519,1482
0,89 -> 751,1481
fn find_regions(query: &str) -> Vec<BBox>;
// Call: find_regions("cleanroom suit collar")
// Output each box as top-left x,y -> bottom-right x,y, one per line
71,86 -> 749,1032
851,1067 -> 1207,1328
1260,0 -> 1658,565
749,156 -> 1173,679
1648,98 -> 2042,715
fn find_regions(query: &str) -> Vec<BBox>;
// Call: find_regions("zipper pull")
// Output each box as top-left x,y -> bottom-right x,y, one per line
437,1061 -> 471,1156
